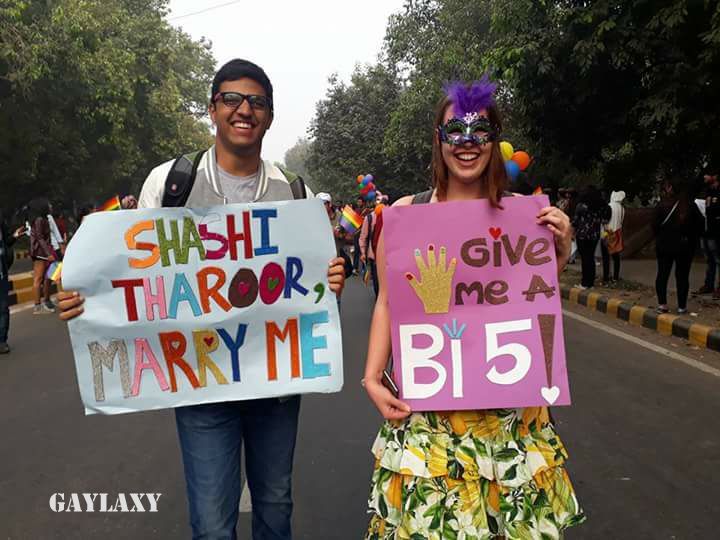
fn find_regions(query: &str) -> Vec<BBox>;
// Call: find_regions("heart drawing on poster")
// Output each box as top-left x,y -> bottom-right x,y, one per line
541,386 -> 560,404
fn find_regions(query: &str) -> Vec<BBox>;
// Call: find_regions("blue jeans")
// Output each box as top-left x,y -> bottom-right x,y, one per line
175,396 -> 301,540
0,274 -> 9,344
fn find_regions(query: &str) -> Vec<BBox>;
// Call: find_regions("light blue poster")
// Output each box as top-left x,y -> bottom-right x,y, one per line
62,199 -> 344,414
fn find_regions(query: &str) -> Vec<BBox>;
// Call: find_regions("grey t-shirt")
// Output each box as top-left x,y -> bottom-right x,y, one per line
217,166 -> 259,204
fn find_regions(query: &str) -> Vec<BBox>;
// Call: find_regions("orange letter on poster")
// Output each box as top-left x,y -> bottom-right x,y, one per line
197,267 -> 232,313
125,220 -> 160,269
159,331 -> 201,392
265,319 -> 300,380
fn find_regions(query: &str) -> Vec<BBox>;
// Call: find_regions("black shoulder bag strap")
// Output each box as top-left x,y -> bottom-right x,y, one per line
411,189 -> 433,205
161,150 -> 205,208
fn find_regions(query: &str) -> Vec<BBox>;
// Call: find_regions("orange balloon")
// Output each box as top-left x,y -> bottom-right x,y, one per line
511,151 -> 531,171
356,174 -> 364,183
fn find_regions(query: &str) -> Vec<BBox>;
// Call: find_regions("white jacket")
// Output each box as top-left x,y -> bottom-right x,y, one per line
607,191 -> 626,232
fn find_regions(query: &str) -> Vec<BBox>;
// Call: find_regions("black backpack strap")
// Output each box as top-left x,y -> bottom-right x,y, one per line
161,150 -> 204,208
411,189 -> 433,205
290,175 -> 307,200
277,165 -> 307,200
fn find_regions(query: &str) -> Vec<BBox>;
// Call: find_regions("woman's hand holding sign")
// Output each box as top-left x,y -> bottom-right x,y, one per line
537,206 -> 572,272
363,377 -> 411,421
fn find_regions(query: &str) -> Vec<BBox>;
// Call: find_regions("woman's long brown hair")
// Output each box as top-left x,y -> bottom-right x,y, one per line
430,96 -> 508,208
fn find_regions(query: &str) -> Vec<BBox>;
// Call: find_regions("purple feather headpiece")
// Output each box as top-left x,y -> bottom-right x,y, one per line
444,76 -> 497,123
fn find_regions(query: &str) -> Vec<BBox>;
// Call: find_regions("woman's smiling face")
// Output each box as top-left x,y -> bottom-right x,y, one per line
440,105 -> 493,186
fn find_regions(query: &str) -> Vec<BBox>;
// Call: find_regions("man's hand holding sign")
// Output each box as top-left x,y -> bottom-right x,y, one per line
383,195 -> 572,411
59,199 -> 344,414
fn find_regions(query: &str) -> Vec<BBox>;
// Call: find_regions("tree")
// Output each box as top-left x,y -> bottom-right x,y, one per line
283,138 -> 313,180
306,65 -> 404,201
0,0 -> 215,215
376,0 -> 720,197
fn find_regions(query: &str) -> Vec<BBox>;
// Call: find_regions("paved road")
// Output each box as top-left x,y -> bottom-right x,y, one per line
1,279 -> 719,539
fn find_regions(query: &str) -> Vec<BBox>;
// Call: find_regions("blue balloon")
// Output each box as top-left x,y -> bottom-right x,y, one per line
505,160 -> 520,181
366,190 -> 376,200
366,174 -> 374,182
362,176 -> 371,186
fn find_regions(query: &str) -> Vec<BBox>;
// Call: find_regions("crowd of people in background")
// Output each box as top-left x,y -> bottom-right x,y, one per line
0,193 -> 139,355
555,167 -> 718,317
316,191 -> 389,299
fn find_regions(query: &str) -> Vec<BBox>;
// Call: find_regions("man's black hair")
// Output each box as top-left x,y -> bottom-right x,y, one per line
211,59 -> 274,113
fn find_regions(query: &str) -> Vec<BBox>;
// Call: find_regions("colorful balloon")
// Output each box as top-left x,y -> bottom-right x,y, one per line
356,175 -> 364,184
511,151 -> 531,171
366,174 -> 374,182
500,141 -> 514,161
505,160 -> 520,181
366,190 -> 376,200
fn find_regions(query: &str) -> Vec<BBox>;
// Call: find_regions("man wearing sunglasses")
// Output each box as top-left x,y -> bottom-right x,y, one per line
58,59 -> 346,540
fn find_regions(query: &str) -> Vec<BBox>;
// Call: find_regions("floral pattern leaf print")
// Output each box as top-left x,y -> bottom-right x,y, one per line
365,409 -> 585,540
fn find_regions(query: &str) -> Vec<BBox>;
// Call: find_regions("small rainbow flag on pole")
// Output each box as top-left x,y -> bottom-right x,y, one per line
46,261 -> 63,282
338,205 -> 363,234
98,195 -> 121,212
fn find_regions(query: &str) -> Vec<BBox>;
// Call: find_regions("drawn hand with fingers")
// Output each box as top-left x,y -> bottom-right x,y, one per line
405,244 -> 457,314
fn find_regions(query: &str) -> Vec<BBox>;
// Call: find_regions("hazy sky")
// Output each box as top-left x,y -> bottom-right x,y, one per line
167,0 -> 407,164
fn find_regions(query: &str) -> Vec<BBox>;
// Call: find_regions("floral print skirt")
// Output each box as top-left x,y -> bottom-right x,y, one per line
365,408 -> 585,539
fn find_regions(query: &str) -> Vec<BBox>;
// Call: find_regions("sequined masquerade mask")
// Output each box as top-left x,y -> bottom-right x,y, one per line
439,76 -> 500,146
438,115 -> 498,146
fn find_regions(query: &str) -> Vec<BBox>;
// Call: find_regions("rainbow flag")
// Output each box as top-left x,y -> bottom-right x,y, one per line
98,195 -> 121,212
46,261 -> 63,282
338,205 -> 362,233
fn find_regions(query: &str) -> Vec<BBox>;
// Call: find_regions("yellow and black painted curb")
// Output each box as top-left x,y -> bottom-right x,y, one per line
561,285 -> 720,352
7,272 -> 58,307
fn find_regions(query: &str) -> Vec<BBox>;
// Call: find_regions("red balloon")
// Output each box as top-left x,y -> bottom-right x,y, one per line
511,151 -> 531,171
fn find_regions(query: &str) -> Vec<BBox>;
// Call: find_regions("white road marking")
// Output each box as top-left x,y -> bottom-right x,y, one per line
239,481 -> 252,512
10,302 -> 37,315
563,309 -> 720,378
10,295 -> 59,315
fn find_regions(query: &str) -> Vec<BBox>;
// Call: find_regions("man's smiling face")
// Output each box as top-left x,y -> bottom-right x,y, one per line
209,77 -> 273,156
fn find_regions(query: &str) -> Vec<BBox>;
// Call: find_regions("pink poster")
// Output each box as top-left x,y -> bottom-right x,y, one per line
383,195 -> 571,411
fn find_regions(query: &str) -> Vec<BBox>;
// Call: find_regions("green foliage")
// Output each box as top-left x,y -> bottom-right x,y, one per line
0,0 -> 214,215
283,137 -> 314,189
305,0 -> 720,201
306,64 -> 405,202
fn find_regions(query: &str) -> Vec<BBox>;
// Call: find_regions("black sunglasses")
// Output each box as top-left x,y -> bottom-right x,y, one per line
212,92 -> 272,112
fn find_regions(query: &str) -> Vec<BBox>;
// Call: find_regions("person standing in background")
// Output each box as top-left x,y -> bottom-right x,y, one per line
352,196 -> 367,274
654,179 -> 704,314
572,186 -> 605,289
701,169 -> 720,297
359,201 -> 384,297
28,198 -> 56,314
0,209 -> 26,354
47,205 -> 66,260
601,190 -> 626,283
